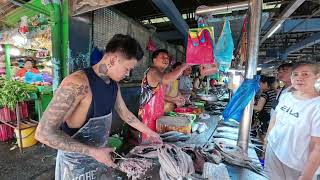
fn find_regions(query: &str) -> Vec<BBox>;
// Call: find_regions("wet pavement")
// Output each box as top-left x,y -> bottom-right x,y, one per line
0,141 -> 56,180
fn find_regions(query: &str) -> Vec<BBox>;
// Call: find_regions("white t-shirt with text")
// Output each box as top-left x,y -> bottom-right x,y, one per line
268,92 -> 320,171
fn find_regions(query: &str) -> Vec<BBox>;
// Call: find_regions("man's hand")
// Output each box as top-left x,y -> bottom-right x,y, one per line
174,96 -> 185,107
89,147 -> 117,168
146,131 -> 163,144
199,64 -> 218,76
298,174 -> 312,180
180,63 -> 190,70
263,136 -> 268,153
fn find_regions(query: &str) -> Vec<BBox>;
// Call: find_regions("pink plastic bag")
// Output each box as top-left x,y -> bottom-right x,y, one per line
0,124 -> 8,142
0,108 -> 13,122
186,27 -> 215,65
146,37 -> 157,52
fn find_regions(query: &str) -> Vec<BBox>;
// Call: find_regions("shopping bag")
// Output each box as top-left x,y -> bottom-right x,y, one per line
215,20 -> 234,72
186,27 -> 215,65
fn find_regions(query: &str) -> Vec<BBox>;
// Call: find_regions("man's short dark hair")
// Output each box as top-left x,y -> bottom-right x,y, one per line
105,34 -> 144,61
152,49 -> 168,60
260,75 -> 276,88
277,63 -> 293,71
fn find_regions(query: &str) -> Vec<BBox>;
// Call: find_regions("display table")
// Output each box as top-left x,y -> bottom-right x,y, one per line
108,114 -> 266,180
35,86 -> 53,120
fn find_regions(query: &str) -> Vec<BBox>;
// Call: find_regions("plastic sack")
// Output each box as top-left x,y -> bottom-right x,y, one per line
222,76 -> 260,122
0,124 -> 14,142
202,162 -> 230,180
186,27 -> 215,65
56,113 -> 112,179
42,73 -> 53,83
215,20 -> 234,72
24,71 -> 43,84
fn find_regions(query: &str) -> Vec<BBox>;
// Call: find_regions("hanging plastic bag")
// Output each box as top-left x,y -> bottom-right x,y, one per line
146,37 -> 157,52
186,26 -> 215,65
222,75 -> 260,122
215,20 -> 234,72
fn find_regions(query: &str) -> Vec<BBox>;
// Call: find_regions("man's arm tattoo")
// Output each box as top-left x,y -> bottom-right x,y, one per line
36,82 -> 91,155
127,114 -> 138,124
114,95 -> 138,124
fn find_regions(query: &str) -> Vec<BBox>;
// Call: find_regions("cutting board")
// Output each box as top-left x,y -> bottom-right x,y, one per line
156,116 -> 192,134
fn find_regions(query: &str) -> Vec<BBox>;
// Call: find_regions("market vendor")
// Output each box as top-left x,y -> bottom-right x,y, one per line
35,34 -> 162,179
138,49 -> 189,142
15,59 -> 40,77
164,62 -> 186,112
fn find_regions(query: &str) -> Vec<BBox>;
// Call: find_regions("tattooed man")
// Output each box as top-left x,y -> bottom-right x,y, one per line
35,34 -> 161,180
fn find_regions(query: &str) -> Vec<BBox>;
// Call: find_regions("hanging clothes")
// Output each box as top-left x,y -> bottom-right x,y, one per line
138,68 -> 165,142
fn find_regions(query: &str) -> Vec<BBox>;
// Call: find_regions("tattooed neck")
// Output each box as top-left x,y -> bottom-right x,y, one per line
96,57 -> 118,84
98,63 -> 111,84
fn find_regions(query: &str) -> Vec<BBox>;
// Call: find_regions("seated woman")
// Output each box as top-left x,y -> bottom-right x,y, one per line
253,75 -> 277,147
15,59 -> 40,77
265,62 -> 320,180
164,62 -> 186,112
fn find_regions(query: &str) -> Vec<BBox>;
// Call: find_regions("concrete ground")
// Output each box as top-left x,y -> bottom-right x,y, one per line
0,141 -> 56,180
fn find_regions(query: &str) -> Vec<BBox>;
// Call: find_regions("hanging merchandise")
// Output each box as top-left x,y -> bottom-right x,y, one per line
186,19 -> 215,65
24,72 -> 44,84
19,16 -> 29,34
240,16 -> 248,66
222,75 -> 260,122
146,37 -> 157,52
214,20 -> 234,72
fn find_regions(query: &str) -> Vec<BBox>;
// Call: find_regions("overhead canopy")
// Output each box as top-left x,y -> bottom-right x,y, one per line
0,0 -> 49,28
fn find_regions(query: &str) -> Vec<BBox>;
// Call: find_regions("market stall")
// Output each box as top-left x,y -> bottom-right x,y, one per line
0,14 -> 54,151
104,91 -> 266,180
90,0 -> 267,178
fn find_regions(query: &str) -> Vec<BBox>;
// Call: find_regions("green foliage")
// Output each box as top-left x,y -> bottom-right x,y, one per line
0,79 -> 37,109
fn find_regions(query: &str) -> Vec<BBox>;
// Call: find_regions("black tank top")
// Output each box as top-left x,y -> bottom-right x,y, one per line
61,67 -> 118,136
